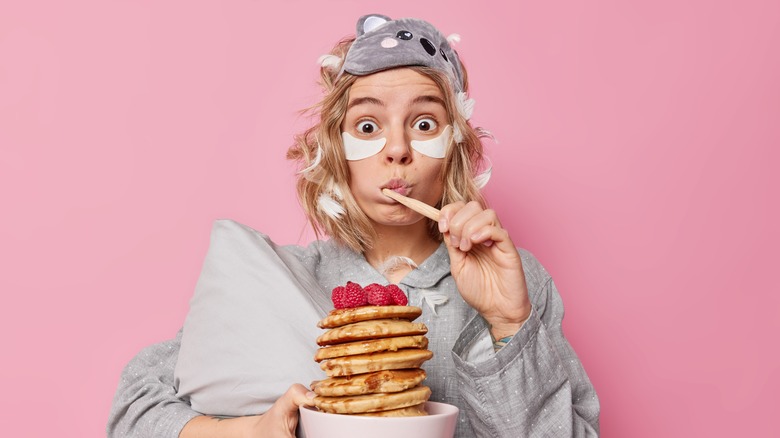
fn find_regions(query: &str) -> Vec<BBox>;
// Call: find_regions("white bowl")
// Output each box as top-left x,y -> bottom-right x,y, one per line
299,401 -> 459,438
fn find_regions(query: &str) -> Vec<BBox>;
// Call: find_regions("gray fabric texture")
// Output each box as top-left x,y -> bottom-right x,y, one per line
342,14 -> 465,92
107,219 -> 600,437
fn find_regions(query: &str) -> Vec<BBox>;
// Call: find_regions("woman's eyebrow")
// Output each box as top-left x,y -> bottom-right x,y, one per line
347,96 -> 384,109
411,95 -> 446,108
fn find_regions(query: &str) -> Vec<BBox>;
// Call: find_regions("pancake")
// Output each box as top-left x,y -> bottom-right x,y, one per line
318,305 -> 423,329
311,369 -> 427,397
314,335 -> 428,362
316,319 -> 428,346
313,385 -> 431,414
320,349 -> 433,377
351,403 -> 428,417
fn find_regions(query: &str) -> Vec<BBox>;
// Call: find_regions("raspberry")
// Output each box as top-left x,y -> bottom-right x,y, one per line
386,284 -> 408,306
330,285 -> 346,308
334,281 -> 368,309
365,283 -> 394,306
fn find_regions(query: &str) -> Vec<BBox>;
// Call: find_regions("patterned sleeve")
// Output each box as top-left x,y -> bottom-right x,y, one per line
107,330 -> 201,438
451,253 -> 600,437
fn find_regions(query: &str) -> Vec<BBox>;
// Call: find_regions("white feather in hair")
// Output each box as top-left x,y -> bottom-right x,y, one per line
475,127 -> 497,143
318,54 -> 342,70
325,178 -> 343,200
456,92 -> 475,120
453,124 -> 464,143
317,193 -> 344,219
474,163 -> 493,189
298,143 -> 322,175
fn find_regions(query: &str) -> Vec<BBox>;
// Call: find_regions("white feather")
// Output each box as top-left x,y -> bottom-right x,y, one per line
447,33 -> 461,45
475,127 -> 497,143
317,193 -> 344,219
298,143 -> 322,175
419,289 -> 450,315
453,124 -> 464,143
318,54 -> 342,70
474,156 -> 493,189
455,92 -> 475,120
324,178 -> 343,200
377,256 -> 418,276
474,165 -> 492,189
331,183 -> 343,200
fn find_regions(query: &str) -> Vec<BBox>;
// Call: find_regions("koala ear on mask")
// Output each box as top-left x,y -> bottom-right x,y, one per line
357,14 -> 391,36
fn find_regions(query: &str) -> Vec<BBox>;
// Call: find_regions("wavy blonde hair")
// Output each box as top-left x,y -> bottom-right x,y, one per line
287,37 -> 489,253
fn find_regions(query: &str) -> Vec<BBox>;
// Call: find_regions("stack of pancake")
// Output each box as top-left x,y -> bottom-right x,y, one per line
311,305 -> 433,416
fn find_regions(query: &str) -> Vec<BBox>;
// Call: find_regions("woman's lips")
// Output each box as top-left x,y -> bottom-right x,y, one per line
381,178 -> 412,197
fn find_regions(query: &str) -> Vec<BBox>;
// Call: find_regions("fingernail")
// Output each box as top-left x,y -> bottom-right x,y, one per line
438,217 -> 448,233
482,240 -> 494,247
306,391 -> 316,399
450,235 -> 460,247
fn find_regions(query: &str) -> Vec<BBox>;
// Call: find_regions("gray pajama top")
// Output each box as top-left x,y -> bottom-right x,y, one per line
107,229 -> 600,437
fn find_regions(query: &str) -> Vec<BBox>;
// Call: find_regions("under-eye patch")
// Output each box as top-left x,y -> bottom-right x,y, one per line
342,132 -> 387,161
342,126 -> 453,160
410,125 -> 452,159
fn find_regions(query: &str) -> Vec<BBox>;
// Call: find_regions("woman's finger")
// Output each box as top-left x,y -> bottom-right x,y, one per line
442,201 -> 484,248
285,384 -> 316,409
455,208 -> 503,252
438,201 -> 466,234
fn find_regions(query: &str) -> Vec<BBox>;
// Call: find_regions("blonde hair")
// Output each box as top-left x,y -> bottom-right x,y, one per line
287,38 -> 489,253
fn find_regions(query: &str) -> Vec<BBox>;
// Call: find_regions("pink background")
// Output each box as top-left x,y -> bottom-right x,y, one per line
1,1 -> 778,436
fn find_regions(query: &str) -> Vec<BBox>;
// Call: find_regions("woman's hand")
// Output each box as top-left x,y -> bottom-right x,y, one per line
438,201 -> 532,339
252,383 -> 315,437
180,384 -> 315,438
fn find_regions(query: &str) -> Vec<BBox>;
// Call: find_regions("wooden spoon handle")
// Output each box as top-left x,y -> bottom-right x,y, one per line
381,188 -> 441,221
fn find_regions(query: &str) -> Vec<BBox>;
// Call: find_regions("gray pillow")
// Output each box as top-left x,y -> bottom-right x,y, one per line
174,219 -> 330,416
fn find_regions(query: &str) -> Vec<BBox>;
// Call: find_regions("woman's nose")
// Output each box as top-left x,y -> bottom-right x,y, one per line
382,128 -> 412,165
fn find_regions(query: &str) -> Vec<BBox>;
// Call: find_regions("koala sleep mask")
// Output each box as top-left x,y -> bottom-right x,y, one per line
341,14 -> 466,93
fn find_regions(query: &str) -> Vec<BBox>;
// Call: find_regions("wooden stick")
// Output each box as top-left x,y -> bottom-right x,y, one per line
381,188 -> 441,221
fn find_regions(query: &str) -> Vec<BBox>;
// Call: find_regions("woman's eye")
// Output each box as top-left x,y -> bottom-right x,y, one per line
357,121 -> 379,134
413,118 -> 438,132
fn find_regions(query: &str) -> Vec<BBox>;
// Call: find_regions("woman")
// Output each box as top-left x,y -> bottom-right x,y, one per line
108,14 -> 600,437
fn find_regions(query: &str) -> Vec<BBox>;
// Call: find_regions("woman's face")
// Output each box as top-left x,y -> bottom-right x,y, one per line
342,68 -> 449,229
